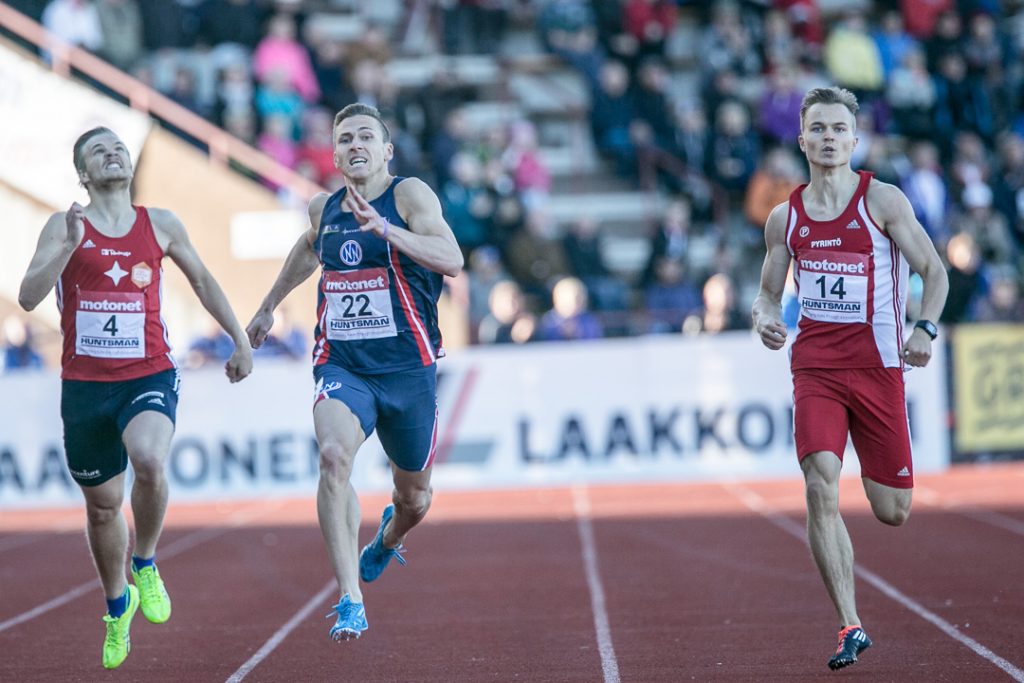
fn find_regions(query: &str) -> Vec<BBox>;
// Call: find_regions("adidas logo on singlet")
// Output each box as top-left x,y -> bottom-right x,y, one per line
846,220 -> 862,230
82,239 -> 96,248
896,466 -> 911,477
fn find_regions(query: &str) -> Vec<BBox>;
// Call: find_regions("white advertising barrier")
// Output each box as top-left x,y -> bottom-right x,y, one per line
0,333 -> 948,509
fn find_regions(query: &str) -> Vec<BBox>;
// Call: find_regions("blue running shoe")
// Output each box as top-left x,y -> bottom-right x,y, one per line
327,594 -> 368,641
359,504 -> 406,583
828,625 -> 872,670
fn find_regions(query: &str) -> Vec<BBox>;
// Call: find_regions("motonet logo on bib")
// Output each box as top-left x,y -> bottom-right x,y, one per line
799,256 -> 865,274
79,298 -> 144,312
323,274 -> 387,292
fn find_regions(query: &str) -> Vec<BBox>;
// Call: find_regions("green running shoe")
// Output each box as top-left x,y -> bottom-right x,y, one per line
131,563 -> 171,624
102,585 -> 139,669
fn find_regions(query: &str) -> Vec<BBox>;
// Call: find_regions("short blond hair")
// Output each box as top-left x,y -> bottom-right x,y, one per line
73,126 -> 116,173
332,103 -> 390,143
799,87 -> 859,131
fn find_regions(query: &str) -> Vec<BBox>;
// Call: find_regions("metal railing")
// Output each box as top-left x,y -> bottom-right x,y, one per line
0,3 -> 325,202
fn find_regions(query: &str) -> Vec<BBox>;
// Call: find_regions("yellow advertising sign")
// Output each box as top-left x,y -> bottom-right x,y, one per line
953,325 -> 1024,452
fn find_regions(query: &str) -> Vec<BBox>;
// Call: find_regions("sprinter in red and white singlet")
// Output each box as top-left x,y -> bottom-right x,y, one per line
752,88 -> 948,671
57,205 -> 174,381
18,127 -> 252,669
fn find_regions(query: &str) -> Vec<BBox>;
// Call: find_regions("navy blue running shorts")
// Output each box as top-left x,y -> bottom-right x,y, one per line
313,364 -> 438,472
60,369 -> 180,486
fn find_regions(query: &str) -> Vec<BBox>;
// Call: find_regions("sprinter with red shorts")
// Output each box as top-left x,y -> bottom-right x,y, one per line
19,127 -> 252,669
752,88 -> 948,671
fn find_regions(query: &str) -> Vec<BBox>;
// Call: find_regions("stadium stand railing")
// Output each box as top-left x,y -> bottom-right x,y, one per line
0,2 -> 324,204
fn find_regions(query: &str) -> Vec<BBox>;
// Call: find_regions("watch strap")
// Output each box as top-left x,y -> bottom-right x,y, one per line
914,319 -> 938,340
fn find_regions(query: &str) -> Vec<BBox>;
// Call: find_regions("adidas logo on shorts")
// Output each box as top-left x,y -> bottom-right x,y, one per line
896,466 -> 911,477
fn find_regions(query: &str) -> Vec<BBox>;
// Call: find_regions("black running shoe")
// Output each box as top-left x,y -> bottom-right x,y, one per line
828,625 -> 872,671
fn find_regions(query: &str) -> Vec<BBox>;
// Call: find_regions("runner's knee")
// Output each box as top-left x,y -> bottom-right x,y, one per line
805,478 -> 839,516
872,497 -> 910,527
319,440 -> 355,482
394,483 -> 432,517
129,452 -> 165,484
85,495 -> 123,526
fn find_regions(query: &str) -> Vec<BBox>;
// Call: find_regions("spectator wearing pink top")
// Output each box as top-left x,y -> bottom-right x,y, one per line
257,113 -> 299,183
504,120 -> 551,207
253,13 -> 321,103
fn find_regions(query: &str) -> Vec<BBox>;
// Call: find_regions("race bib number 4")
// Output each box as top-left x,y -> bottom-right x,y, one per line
322,268 -> 397,341
75,290 -> 146,358
797,251 -> 869,324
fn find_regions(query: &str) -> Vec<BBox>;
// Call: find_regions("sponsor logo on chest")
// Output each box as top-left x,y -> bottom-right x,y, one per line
340,239 -> 363,267
131,262 -> 153,288
810,237 -> 842,248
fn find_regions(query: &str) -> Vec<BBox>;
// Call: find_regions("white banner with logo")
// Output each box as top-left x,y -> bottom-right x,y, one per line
0,333 -> 948,508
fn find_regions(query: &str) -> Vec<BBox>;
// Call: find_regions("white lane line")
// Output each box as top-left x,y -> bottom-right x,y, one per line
0,582 -> 97,633
916,485 -> 1024,539
0,533 -> 46,554
0,500 -> 284,633
955,509 -> 1024,539
0,519 -> 83,555
725,484 -> 1024,682
224,580 -> 335,683
571,485 -> 621,683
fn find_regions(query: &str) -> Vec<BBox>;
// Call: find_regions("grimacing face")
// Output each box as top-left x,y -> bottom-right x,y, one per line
333,115 -> 393,180
799,103 -> 857,169
79,132 -> 133,187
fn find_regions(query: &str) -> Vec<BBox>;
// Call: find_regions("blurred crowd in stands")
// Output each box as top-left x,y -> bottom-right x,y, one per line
3,0 -> 1024,372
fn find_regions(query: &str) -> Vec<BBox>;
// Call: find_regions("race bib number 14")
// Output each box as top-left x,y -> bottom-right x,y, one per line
75,290 -> 146,358
797,251 -> 869,324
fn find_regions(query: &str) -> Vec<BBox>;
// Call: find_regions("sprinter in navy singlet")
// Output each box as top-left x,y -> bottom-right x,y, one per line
247,103 -> 463,641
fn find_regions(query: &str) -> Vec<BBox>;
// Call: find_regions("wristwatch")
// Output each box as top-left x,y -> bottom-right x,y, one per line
914,319 -> 938,340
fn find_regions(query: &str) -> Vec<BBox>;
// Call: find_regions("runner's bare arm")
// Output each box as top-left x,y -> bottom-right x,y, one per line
246,193 -> 325,348
346,176 -> 463,277
870,182 -> 949,367
18,204 -> 86,310
153,208 -> 253,382
752,202 -> 793,351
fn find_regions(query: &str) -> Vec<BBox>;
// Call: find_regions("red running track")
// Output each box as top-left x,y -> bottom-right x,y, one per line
1,462 -> 1023,682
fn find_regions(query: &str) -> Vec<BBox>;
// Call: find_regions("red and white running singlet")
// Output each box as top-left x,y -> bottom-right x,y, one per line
786,171 -> 909,370
57,206 -> 175,381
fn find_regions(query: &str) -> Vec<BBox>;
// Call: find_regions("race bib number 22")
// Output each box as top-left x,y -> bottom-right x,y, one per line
322,268 -> 397,341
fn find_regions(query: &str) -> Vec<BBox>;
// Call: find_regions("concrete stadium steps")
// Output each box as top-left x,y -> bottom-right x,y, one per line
544,192 -> 664,230
386,54 -> 504,89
